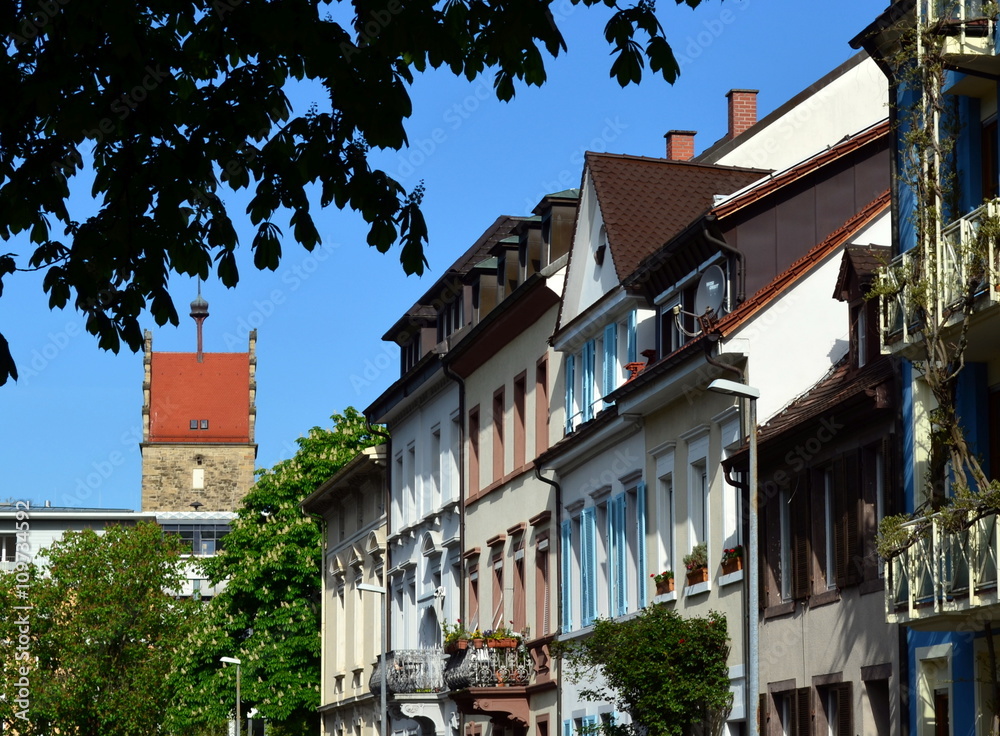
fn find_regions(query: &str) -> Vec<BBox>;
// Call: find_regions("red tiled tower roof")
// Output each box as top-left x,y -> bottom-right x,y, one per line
148,352 -> 253,443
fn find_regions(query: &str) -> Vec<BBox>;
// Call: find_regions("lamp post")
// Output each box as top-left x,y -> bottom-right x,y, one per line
220,656 -> 242,736
707,378 -> 760,736
357,582 -> 387,736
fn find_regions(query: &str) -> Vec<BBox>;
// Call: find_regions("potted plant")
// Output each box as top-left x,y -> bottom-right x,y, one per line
650,570 -> 674,595
470,627 -> 485,648
683,543 -> 709,585
442,620 -> 470,653
721,545 -> 744,575
485,623 -> 520,648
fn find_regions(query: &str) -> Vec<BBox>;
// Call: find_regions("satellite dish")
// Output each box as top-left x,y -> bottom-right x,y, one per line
694,265 -> 726,317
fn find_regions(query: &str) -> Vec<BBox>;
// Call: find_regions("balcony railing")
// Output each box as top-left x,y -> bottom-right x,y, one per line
880,200 -> 1000,350
922,0 -> 998,73
886,509 -> 1000,626
369,649 -> 446,696
443,642 -> 533,690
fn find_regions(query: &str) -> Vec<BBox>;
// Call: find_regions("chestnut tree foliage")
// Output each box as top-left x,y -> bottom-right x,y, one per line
557,607 -> 732,736
165,407 -> 383,736
0,0 -> 708,386
0,522 -> 196,736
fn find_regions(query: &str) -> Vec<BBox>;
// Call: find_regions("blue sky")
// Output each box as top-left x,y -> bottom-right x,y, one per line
0,1 -> 886,511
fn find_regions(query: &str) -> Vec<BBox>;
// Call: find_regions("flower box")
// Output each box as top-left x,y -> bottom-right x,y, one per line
487,638 -> 518,648
686,566 -> 709,585
655,578 -> 675,595
472,638 -> 485,649
721,557 -> 743,576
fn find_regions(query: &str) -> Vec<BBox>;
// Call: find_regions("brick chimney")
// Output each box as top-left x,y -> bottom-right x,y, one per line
665,130 -> 696,161
726,89 -> 758,140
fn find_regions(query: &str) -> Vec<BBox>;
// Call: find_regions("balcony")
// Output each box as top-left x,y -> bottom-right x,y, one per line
880,200 -> 1000,353
369,649 -> 447,696
923,0 -> 1000,78
885,509 -> 1000,629
444,642 -> 535,727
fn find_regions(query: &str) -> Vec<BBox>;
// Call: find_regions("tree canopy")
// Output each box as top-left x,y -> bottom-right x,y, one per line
0,521 -> 196,736
557,606 -> 732,736
165,407 -> 384,736
0,0 -> 707,386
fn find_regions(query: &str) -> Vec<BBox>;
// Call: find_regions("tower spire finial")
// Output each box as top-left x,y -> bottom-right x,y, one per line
190,281 -> 209,362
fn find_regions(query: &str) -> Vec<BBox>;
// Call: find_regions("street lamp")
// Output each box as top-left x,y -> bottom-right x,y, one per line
707,378 -> 760,736
357,582 -> 387,736
220,656 -> 242,736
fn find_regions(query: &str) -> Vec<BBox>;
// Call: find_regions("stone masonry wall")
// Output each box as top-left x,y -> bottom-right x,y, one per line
141,444 -> 257,512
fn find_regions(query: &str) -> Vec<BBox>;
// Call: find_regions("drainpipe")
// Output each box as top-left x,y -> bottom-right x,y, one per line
703,220 -> 746,304
533,463 -> 562,735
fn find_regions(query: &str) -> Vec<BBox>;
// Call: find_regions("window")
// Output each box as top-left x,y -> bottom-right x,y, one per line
601,322 -> 618,407
778,476 -> 810,601
406,444 -> 416,523
469,564 -> 480,628
536,357 -> 549,456
492,553 -> 504,629
626,310 -> 637,364
818,683 -> 852,736
823,469 -> 836,589
560,520 -> 573,631
192,468 -> 205,490
513,536 -> 526,632
436,289 -> 464,343
493,387 -> 505,482
581,340 -> 596,422
659,296 -> 684,357
430,425 -> 441,512
469,406 -> 480,494
190,420 -> 198,430
392,452 -> 403,532
659,472 -> 675,585
831,454 -> 862,587
1,535 -> 16,566
607,493 -> 628,617
581,507 -> 597,626
627,482 -> 647,609
514,373 -> 526,469
188,419 -> 209,430
689,452 -> 709,549
768,688 -> 812,736
984,117 -> 998,201
564,354 -> 576,434
536,535 -> 550,636
200,419 -> 209,430
401,338 -> 420,374
161,523 -> 230,555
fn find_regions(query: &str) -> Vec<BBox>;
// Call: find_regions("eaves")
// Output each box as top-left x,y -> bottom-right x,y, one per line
535,407 -> 643,477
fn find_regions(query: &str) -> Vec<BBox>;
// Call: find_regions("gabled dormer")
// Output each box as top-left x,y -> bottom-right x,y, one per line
552,152 -> 766,433
834,245 -> 889,370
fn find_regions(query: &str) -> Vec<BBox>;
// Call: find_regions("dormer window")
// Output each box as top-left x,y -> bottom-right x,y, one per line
436,289 -> 464,344
400,337 -> 420,374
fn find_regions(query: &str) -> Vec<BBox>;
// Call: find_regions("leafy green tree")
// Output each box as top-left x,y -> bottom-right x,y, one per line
557,607 -> 732,736
0,0 -> 708,386
166,406 -> 384,736
0,521 -> 197,736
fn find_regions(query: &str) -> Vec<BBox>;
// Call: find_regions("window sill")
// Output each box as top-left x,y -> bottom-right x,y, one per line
718,569 -> 743,587
684,581 -> 711,597
652,591 -> 677,604
763,601 -> 796,620
808,588 -> 841,609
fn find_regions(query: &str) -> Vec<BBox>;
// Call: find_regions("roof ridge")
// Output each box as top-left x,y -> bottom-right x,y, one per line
586,150 -> 769,175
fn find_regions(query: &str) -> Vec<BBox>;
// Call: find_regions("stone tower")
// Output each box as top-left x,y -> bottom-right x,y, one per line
140,292 -> 258,512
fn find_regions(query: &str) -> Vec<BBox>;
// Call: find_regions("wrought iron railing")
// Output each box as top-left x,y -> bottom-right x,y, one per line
443,643 -> 533,689
886,509 -> 1000,623
369,649 -> 446,696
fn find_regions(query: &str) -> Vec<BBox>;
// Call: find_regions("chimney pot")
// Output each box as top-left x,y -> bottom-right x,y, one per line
665,130 -> 697,161
726,89 -> 759,140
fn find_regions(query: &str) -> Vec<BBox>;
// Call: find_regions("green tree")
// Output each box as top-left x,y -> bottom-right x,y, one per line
0,521 -> 197,736
0,0 -> 708,386
166,406 -> 384,736
557,607 -> 732,736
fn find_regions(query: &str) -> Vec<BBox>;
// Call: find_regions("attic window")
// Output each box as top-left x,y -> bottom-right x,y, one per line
190,419 -> 209,430
595,226 -> 607,266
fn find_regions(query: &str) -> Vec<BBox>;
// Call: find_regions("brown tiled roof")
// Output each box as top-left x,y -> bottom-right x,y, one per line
710,119 -> 890,220
714,190 -> 891,337
833,244 -> 890,300
727,356 -> 895,463
586,153 -> 768,280
608,190 -> 890,402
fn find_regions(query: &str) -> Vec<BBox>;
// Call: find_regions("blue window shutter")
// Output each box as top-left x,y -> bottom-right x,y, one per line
581,507 -> 597,625
627,310 -> 637,364
564,721 -> 573,736
606,499 -> 616,616
564,354 -> 575,434
613,494 -> 627,616
603,323 -> 617,405
582,341 -> 595,422
637,481 -> 647,608
561,520 -> 573,631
